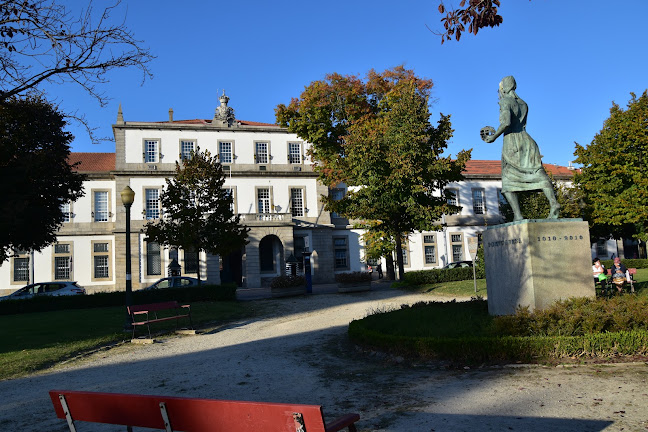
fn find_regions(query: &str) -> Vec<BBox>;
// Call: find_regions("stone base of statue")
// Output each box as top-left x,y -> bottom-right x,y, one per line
483,219 -> 595,316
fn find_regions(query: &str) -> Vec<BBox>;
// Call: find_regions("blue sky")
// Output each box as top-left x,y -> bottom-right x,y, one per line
59,0 -> 648,167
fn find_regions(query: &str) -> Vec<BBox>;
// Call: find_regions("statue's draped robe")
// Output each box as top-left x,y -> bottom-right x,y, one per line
499,95 -> 552,193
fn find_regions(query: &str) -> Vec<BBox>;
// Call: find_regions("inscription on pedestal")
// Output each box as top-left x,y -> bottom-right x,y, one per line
484,219 -> 595,315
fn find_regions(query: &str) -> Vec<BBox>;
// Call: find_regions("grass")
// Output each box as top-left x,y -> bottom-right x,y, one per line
0,301 -> 251,381
402,268 -> 648,299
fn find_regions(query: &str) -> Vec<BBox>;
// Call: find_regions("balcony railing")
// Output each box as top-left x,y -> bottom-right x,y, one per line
239,213 -> 292,222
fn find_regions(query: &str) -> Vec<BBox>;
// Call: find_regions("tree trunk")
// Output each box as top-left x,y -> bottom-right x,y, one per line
395,235 -> 405,281
386,254 -> 396,281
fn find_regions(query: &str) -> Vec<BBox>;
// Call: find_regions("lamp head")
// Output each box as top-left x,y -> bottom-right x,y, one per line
121,186 -> 135,206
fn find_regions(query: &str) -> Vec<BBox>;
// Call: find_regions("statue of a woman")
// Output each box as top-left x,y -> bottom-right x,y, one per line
482,76 -> 560,221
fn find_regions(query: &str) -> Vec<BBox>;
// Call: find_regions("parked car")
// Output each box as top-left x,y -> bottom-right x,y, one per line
142,277 -> 200,290
0,281 -> 86,301
442,261 -> 473,269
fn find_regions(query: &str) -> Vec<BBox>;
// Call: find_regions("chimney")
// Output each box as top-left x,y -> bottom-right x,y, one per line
168,108 -> 174,122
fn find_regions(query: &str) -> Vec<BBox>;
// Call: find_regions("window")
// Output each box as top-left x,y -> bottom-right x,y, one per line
53,243 -> 72,280
61,202 -> 72,223
219,141 -> 233,164
290,188 -> 304,217
13,257 -> 29,282
596,239 -> 608,257
146,242 -> 162,276
446,189 -> 459,206
401,247 -> 409,266
92,241 -> 111,280
334,237 -> 349,269
257,188 -> 271,214
288,142 -> 301,164
329,188 -> 344,218
450,233 -> 463,262
224,187 -> 236,213
472,189 -> 486,214
180,140 -> 195,161
184,248 -> 198,274
497,189 -> 508,206
93,191 -> 109,222
255,142 -> 269,164
423,234 -> 437,265
145,189 -> 160,219
144,139 -> 159,163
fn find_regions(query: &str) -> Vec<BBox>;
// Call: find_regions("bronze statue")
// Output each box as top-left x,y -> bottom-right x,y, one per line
481,76 -> 560,221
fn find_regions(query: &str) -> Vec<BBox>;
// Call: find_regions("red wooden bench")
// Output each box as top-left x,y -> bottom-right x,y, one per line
127,301 -> 193,340
49,389 -> 360,432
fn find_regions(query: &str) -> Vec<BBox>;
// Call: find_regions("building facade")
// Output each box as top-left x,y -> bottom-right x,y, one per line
1,97 -> 621,295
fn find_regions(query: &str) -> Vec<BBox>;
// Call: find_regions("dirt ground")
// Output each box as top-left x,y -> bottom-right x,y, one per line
1,287 -> 647,431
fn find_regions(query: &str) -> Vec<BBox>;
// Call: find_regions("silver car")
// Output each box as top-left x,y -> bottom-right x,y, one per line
0,281 -> 86,301
143,277 -> 199,290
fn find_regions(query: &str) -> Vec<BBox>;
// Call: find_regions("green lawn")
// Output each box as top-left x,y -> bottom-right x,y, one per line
405,267 -> 648,299
0,301 -> 251,381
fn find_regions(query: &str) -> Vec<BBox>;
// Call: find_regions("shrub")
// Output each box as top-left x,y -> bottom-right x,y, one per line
403,265 -> 484,285
270,275 -> 305,289
348,295 -> 648,364
335,272 -> 372,284
600,258 -> 648,269
0,283 -> 237,315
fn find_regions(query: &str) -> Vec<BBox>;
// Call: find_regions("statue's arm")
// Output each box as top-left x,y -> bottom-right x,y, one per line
488,102 -> 511,142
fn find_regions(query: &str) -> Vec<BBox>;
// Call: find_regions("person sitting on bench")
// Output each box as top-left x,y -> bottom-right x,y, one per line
592,258 -> 606,285
610,257 -> 630,294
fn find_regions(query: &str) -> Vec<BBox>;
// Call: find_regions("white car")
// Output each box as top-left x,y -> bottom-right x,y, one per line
142,277 -> 200,290
0,282 -> 86,301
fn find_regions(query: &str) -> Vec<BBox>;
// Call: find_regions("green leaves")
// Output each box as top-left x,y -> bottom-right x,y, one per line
0,96 -> 85,261
277,66 -> 471,280
144,149 -> 249,268
574,90 -> 648,240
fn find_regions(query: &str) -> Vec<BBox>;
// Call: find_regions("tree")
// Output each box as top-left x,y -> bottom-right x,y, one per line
0,0 -> 153,105
144,149 -> 249,284
359,221 -> 398,280
573,91 -> 648,242
0,96 -> 85,261
277,66 -> 471,280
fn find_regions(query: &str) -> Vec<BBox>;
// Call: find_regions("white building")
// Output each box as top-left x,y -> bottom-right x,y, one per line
2,96 -> 607,295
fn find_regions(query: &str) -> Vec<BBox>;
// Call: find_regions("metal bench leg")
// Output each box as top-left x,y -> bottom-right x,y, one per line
58,395 -> 77,432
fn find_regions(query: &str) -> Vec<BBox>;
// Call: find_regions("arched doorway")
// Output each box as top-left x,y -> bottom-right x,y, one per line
259,235 -> 283,277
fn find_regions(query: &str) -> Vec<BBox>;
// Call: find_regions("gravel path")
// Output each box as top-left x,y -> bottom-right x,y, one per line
1,287 -> 647,431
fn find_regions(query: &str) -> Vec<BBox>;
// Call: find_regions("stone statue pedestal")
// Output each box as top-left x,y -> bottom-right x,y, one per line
483,219 -> 595,315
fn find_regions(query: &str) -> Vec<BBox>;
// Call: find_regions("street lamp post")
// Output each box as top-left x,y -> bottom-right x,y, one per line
121,186 -> 135,331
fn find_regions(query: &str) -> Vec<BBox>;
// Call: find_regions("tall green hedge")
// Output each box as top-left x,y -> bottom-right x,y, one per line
600,258 -> 648,269
403,265 -> 485,285
0,283 -> 238,315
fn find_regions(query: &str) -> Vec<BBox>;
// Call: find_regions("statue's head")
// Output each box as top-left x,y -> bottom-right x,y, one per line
499,76 -> 517,95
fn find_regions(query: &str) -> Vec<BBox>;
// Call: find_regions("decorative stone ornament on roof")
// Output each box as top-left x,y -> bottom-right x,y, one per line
213,91 -> 237,127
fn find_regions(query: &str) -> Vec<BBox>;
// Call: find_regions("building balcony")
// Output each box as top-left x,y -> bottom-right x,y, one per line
239,213 -> 293,226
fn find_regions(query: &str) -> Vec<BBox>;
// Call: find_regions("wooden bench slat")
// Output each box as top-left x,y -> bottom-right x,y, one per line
50,390 -> 359,432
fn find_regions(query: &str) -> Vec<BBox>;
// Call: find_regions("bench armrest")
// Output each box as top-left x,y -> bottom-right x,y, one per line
325,413 -> 360,432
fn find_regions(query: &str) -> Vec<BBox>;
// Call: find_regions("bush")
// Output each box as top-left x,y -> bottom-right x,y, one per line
600,258 -> 648,269
492,296 -> 648,337
270,275 -> 305,289
335,272 -> 372,284
348,296 -> 648,364
0,283 -> 238,315
403,265 -> 484,285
